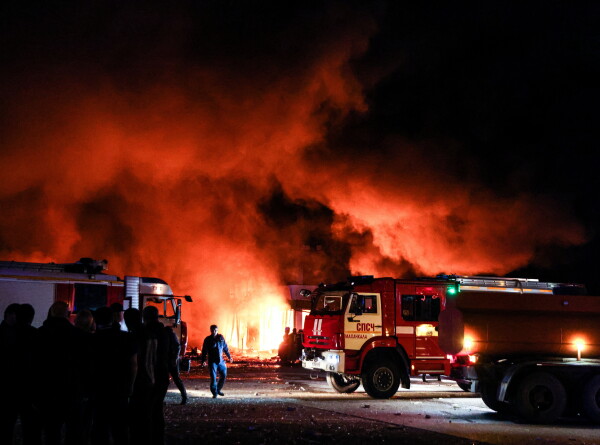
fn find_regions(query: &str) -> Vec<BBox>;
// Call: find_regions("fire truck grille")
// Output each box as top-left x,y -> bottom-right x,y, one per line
307,335 -> 330,346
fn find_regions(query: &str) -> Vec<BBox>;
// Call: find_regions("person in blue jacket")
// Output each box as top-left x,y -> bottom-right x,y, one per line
200,325 -> 233,398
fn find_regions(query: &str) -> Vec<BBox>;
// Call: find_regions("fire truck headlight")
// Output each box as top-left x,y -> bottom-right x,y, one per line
326,353 -> 340,364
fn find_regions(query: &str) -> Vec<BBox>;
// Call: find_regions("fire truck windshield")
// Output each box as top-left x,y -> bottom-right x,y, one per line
311,292 -> 349,315
145,296 -> 178,319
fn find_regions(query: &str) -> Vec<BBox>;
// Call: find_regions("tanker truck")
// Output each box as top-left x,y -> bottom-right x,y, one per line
300,274 -> 578,401
438,276 -> 600,424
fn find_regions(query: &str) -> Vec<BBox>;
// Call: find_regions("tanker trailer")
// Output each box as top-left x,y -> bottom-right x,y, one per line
439,281 -> 600,424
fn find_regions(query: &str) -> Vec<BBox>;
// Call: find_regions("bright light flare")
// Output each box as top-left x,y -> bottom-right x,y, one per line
574,338 -> 586,360
463,336 -> 474,352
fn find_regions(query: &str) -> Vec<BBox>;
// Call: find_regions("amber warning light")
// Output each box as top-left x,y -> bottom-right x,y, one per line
463,336 -> 474,353
574,339 -> 586,361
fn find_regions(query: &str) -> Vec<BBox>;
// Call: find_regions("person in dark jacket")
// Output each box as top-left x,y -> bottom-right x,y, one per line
91,306 -> 137,445
0,303 -> 22,445
166,327 -> 187,405
200,325 -> 233,398
37,301 -> 87,445
15,304 -> 42,445
129,306 -> 173,445
73,308 -> 94,445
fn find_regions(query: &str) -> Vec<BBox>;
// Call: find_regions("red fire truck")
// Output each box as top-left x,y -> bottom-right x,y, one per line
0,258 -> 193,356
300,274 -> 581,400
301,275 -> 458,398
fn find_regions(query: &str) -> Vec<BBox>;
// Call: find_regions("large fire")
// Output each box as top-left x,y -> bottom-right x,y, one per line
0,4 -> 587,347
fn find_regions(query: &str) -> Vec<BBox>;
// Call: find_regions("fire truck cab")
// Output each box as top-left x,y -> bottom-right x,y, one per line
301,275 -> 458,399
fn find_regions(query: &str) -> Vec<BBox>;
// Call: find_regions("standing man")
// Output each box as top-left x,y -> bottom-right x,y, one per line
91,306 -> 137,445
0,303 -> 20,445
37,301 -> 87,445
166,327 -> 188,405
200,325 -> 233,398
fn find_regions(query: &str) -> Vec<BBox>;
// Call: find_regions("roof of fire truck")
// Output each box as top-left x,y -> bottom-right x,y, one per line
0,258 -> 169,287
313,274 -> 587,295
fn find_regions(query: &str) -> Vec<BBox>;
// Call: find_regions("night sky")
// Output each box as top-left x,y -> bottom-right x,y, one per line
1,1 -> 599,305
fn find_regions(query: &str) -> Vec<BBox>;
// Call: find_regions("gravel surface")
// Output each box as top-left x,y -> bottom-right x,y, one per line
163,359 -> 484,445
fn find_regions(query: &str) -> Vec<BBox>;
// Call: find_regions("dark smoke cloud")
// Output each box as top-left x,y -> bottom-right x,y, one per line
1,2 -> 598,342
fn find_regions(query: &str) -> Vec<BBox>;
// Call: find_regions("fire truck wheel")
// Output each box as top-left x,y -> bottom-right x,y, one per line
515,372 -> 566,424
326,372 -> 361,394
361,360 -> 401,399
581,375 -> 600,423
480,381 -> 508,413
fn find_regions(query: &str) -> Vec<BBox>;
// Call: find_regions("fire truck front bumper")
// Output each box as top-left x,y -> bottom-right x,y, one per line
302,349 -> 345,373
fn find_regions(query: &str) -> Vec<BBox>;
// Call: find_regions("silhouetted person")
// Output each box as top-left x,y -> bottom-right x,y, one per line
91,306 -> 137,445
278,326 -> 291,364
0,303 -> 21,445
124,308 -> 144,443
124,308 -> 142,335
15,304 -> 42,445
130,306 -> 172,445
201,324 -> 233,398
110,302 -> 126,331
167,327 -> 187,404
295,329 -> 304,362
288,328 -> 300,363
74,309 -> 95,445
75,309 -> 96,333
37,301 -> 86,445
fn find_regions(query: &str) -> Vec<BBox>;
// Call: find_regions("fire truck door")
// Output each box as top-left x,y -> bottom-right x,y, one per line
344,293 -> 382,351
401,291 -> 445,360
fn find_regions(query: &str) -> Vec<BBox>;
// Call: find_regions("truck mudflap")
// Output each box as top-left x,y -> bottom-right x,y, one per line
302,350 -> 346,373
449,364 -> 480,392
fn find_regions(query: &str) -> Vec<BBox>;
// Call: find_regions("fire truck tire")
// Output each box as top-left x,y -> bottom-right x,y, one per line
480,381 -> 508,413
515,372 -> 566,424
326,372 -> 361,394
361,360 -> 401,399
581,375 -> 600,423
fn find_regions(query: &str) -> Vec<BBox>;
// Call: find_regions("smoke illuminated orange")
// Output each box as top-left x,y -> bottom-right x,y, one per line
0,8 -> 587,349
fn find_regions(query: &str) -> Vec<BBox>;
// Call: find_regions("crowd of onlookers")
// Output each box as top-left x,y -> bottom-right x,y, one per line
0,301 -> 186,445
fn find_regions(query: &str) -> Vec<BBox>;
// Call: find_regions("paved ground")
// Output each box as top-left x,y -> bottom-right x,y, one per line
163,359 -> 600,445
